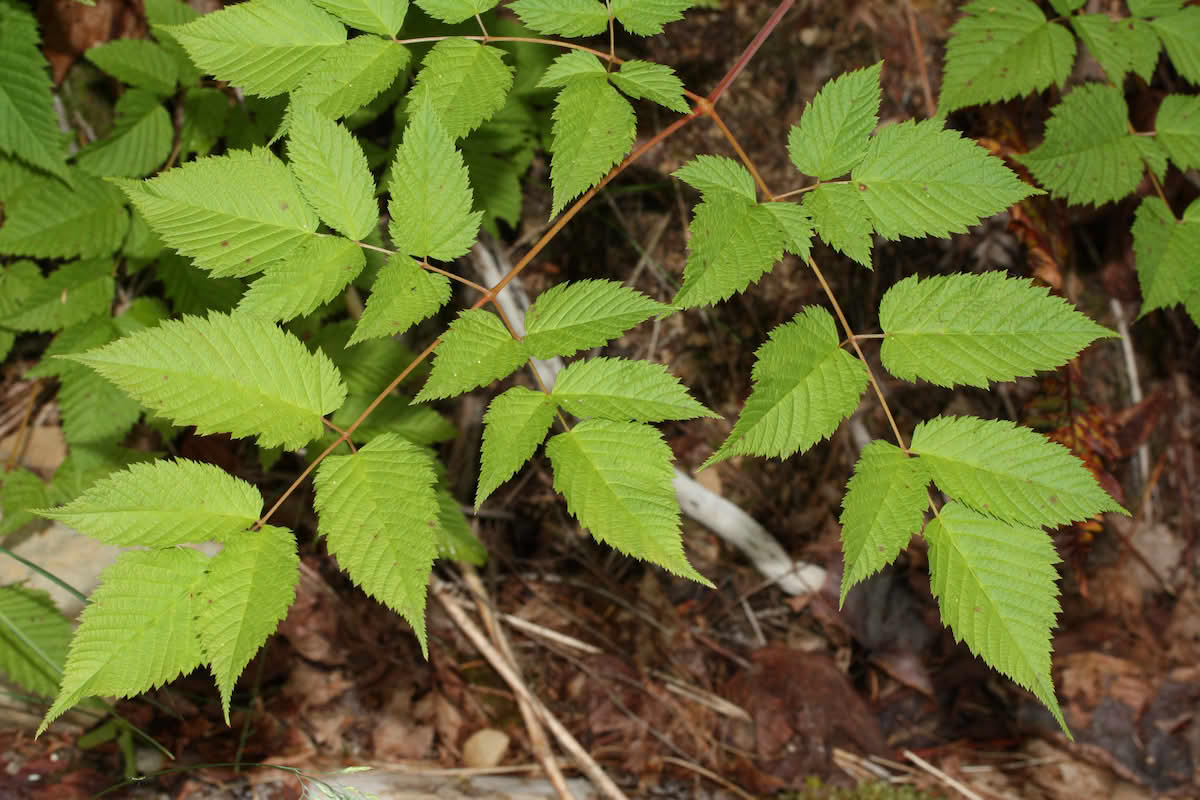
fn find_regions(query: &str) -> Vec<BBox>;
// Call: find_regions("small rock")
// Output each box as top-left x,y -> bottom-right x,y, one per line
462,728 -> 509,769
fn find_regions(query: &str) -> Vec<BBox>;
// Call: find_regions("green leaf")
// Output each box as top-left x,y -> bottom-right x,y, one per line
196,525 -> 297,722
509,0 -> 609,37
39,548 -> 209,735
240,236 -> 365,322
310,320 -> 423,395
839,441 -> 930,605
66,312 -> 347,449
85,39 -> 179,96
462,146 -> 526,234
788,61 -> 881,180
611,60 -> 689,113
673,192 -> 787,307
1048,0 -> 1085,12
115,148 -> 319,277
350,254 -> 451,345
0,259 -> 113,332
1129,0 -> 1184,17
180,88 -> 231,158
312,0 -> 407,35
0,2 -> 68,178
548,78 -> 636,216
313,434 -> 440,656
285,36 -> 410,126
415,309 -> 529,401
387,98 -> 482,260
536,50 -> 606,89
145,0 -> 203,86
0,468 -> 50,537
1150,7 -> 1200,84
37,459 -> 262,547
406,39 -> 513,139
854,119 -> 1039,240
760,201 -> 814,261
0,330 -> 13,363
523,279 -> 673,359
1156,94 -> 1200,171
165,0 -> 347,97
0,586 -> 71,699
1132,195 -> 1200,317
0,154 -> 41,203
156,252 -> 244,316
476,386 -> 556,508
939,0 -> 1076,113
879,273 -> 1114,389
705,306 -> 868,468
673,155 -> 756,202
1017,84 -> 1144,207
551,357 -> 716,422
1070,14 -> 1160,84
75,89 -> 173,178
288,107 -> 377,240
330,392 -> 456,445
434,489 -> 487,564
910,415 -> 1127,528
0,171 -> 129,259
0,260 -> 42,319
415,0 -> 498,25
802,182 -> 874,268
924,502 -> 1067,735
610,0 -> 690,35
47,444 -> 157,507
546,419 -> 711,584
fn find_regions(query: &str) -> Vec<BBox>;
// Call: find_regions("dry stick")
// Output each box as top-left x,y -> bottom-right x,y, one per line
659,756 -> 758,800
432,578 -> 631,800
902,0 -> 936,118
903,749 -> 985,800
459,565 -> 575,800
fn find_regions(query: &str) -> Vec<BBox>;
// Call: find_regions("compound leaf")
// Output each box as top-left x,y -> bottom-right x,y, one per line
0,586 -> 70,699
165,0 -> 347,97
911,415 -> 1127,528
802,182 -> 874,268
551,357 -> 716,422
115,148 -> 318,277
284,36 -> 410,127
388,98 -> 482,260
406,39 -> 513,139
415,0 -> 498,24
673,193 -> 787,308
76,89 -> 173,178
1149,6 -> 1200,84
416,309 -> 529,401
313,434 -> 439,656
611,60 -> 689,113
854,119 -> 1039,240
610,0 -> 689,35
839,441 -> 930,605
1017,84 -> 1143,207
788,61 -> 881,180
37,459 -> 261,547
1132,195 -> 1200,317
548,78 -> 636,216
0,2 -> 68,178
1156,94 -> 1200,171
85,39 -> 179,96
0,171 -> 129,259
0,259 -> 113,332
939,0 -> 1075,113
523,279 -> 673,360
537,50 -> 606,89
673,155 -> 756,202
39,548 -> 209,735
476,386 -> 556,508
509,0 -> 609,37
546,419 -> 711,584
350,254 -> 451,345
66,312 -> 347,449
239,235 -> 365,322
924,502 -> 1067,734
705,306 -> 868,467
313,0 -> 407,35
1070,14 -> 1160,84
879,272 -> 1114,388
196,525 -> 298,722
288,107 -> 377,240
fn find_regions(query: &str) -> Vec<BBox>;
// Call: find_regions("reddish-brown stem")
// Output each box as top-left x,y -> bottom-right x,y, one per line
708,107 -> 772,198
707,0 -> 794,105
902,0 -> 936,118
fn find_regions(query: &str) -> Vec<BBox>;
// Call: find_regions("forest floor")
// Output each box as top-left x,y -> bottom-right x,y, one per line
1,0 -> 1198,798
